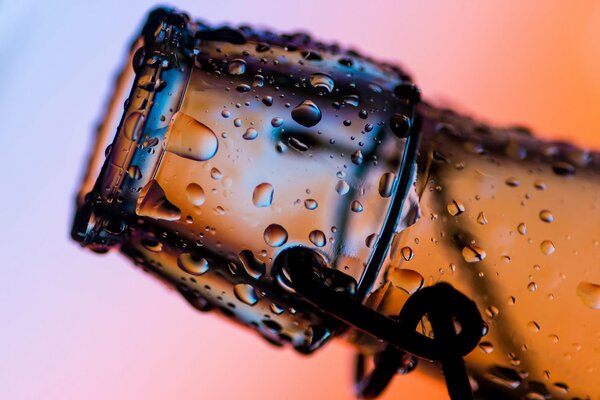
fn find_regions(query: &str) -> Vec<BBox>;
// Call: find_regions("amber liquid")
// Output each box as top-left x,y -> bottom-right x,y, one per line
368,103 -> 600,399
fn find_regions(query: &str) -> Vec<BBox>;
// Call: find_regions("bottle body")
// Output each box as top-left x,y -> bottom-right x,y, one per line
365,103 -> 600,398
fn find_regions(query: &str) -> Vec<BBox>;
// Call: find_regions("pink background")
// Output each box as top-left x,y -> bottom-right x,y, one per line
1,1 -> 599,399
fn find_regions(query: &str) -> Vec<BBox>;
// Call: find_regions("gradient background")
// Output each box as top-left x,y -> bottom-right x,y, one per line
1,1 -> 599,399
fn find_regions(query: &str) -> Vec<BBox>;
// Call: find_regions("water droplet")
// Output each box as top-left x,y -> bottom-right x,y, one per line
136,180 -> 181,221
185,183 -> 205,206
351,150 -> 364,165
167,113 -> 218,161
243,127 -> 258,140
252,183 -> 274,208
233,118 -> 243,127
228,59 -> 246,75
540,240 -> 555,255
576,281 -> 600,309
127,165 -> 142,180
233,283 -> 259,305
291,100 -> 321,127
389,113 -> 411,138
239,250 -> 266,279
252,74 -> 265,87
221,109 -> 231,118
264,224 -> 288,247
213,205 -> 226,215
554,382 -> 569,393
517,222 -> 527,235
262,96 -> 273,106
447,199 -> 465,216
378,172 -> 395,198
309,230 -> 326,247
462,244 -> 487,263
365,233 -> 378,248
552,161 -> 575,176
539,209 -> 554,223
210,167 -> 223,180
505,177 -> 520,187
335,180 -> 350,195
309,73 -> 334,93
351,200 -> 364,213
548,334 -> 559,343
123,111 -> 145,141
388,268 -> 424,294
177,253 -> 209,275
534,179 -> 546,190
485,305 -> 499,318
401,246 -> 414,261
141,238 -> 163,253
479,341 -> 494,354
304,199 -> 318,210
477,211 -> 488,225
527,282 -> 538,292
487,366 -> 522,389
236,84 -> 251,93
271,117 -> 284,127
527,320 -> 541,332
270,303 -> 284,315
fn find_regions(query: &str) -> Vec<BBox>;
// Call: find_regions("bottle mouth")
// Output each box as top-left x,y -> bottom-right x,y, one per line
71,6 -> 422,355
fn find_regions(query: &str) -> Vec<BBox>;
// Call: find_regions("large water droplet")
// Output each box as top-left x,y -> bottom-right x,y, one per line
335,180 -> 350,195
351,200 -> 364,213
477,212 -> 488,225
243,127 -> 258,140
136,180 -> 181,221
141,238 -> 163,253
123,111 -> 145,141
253,182 -> 274,207
309,73 -> 334,93
552,161 -> 575,176
505,177 -> 520,187
540,240 -> 555,255
527,320 -> 541,332
479,341 -> 494,354
388,268 -> 424,294
309,230 -> 326,247
127,165 -> 142,180
527,281 -> 538,292
271,117 -> 284,127
291,100 -> 322,127
239,250 -> 266,279
351,150 -> 364,165
233,283 -> 259,305
576,281 -> 600,309
210,167 -> 223,180
167,113 -> 218,161
228,59 -> 247,75
264,224 -> 288,247
462,244 -> 487,263
304,199 -> 318,210
539,209 -> 554,223
378,172 -> 395,198
401,246 -> 414,261
447,199 -> 465,216
186,183 -> 205,206
177,253 -> 209,275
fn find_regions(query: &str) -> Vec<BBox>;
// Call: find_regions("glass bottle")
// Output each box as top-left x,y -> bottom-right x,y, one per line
71,8 -> 599,400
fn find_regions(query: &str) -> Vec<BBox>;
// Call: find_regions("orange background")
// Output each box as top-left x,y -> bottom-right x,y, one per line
0,1 -> 598,399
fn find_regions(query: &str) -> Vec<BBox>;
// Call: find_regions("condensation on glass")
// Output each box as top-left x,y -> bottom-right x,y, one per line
72,8 -> 600,400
